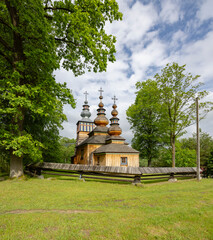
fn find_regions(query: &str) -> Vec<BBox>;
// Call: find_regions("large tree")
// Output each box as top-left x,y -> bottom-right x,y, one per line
0,0 -> 122,177
128,63 -> 213,168
126,80 -> 166,167
155,63 -> 213,167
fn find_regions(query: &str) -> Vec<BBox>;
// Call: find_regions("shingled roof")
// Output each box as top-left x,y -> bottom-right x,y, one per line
77,135 -> 108,147
105,135 -> 125,141
93,143 -> 139,154
90,126 -> 108,133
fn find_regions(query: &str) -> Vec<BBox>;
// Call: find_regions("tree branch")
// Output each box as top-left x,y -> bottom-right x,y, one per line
44,14 -> 53,20
0,36 -> 13,51
0,50 -> 13,66
44,6 -> 75,13
54,37 -> 81,46
0,17 -> 12,30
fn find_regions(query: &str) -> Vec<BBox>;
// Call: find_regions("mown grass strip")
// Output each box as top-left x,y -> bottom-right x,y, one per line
0,177 -> 212,239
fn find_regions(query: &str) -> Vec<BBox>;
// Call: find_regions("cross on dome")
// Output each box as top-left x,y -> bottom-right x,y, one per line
84,91 -> 89,102
98,87 -> 104,97
112,95 -> 118,104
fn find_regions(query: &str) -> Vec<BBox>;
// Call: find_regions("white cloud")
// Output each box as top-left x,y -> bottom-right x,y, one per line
197,0 -> 213,21
177,31 -> 213,83
106,1 -> 158,50
160,0 -> 181,24
130,39 -> 167,82
170,30 -> 187,49
124,2 -> 158,44
56,0 -> 213,142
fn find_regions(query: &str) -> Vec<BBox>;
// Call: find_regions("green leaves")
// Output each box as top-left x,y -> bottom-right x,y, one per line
127,79 -> 166,166
128,63 -> 213,167
45,0 -> 122,75
0,0 -> 122,175
155,63 -> 212,137
2,134 -> 44,160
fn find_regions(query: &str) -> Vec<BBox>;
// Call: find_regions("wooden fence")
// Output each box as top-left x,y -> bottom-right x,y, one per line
26,162 -> 198,184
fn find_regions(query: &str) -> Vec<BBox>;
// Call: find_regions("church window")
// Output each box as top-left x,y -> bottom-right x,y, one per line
97,157 -> 100,165
120,157 -> 128,166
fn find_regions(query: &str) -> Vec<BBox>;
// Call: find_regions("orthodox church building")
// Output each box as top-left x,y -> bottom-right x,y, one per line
71,88 -> 139,167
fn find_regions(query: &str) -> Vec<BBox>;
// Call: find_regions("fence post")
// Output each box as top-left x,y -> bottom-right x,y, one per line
196,97 -> 201,181
79,172 -> 85,182
168,173 -> 177,182
132,175 -> 142,186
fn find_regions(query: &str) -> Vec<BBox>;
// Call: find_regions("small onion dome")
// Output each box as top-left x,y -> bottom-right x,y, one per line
94,115 -> 109,126
80,91 -> 92,121
108,125 -> 122,136
108,95 -> 122,136
111,109 -> 118,117
94,87 -> 109,127
99,102 -> 104,108
81,109 -> 91,119
112,103 -> 117,109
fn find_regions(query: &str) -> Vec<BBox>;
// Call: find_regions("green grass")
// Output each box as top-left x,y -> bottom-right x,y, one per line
0,177 -> 212,240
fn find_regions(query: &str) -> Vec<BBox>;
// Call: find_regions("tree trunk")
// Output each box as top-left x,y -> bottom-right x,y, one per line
10,107 -> 25,177
147,152 -> 152,167
10,154 -> 23,178
6,1 -> 25,178
171,137 -> 175,167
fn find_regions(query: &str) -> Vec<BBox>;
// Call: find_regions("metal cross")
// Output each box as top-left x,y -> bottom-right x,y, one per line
84,91 -> 89,102
98,87 -> 104,97
112,95 -> 118,104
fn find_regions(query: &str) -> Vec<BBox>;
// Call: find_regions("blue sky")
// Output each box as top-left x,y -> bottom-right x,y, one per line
55,0 -> 213,143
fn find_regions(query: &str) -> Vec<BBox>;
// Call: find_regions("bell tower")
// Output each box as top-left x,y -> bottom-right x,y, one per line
76,91 -> 95,145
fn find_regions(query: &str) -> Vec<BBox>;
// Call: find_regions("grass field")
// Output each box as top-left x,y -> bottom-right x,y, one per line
0,176 -> 212,240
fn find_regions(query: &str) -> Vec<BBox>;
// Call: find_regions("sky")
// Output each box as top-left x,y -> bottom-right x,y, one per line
55,0 -> 213,143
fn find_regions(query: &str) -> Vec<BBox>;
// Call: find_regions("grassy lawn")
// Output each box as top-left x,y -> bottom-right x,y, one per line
0,177 -> 212,240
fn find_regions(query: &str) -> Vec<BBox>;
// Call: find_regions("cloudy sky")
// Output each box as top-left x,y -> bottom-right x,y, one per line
55,0 -> 213,143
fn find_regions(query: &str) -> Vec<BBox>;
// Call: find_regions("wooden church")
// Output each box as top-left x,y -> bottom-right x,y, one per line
71,88 -> 139,167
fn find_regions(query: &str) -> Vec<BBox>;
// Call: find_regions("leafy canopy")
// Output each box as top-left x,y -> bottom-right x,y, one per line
0,0 -> 122,174
126,80 -> 166,166
128,63 -> 213,167
155,63 -> 212,140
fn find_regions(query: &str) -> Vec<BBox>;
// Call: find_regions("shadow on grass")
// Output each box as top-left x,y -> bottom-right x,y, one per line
0,172 -> 8,177
0,172 -> 9,181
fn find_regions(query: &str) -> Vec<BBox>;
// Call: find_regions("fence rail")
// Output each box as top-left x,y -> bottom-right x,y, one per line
26,162 -> 198,184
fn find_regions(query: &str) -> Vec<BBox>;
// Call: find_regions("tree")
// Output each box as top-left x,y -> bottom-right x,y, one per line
180,130 -> 213,167
154,63 -> 213,167
155,141 -> 196,167
0,0 -> 122,177
126,80 -> 166,166
59,137 -> 75,163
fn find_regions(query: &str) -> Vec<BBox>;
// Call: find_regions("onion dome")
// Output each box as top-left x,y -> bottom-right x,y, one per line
94,87 -> 109,127
80,91 -> 92,122
108,96 -> 122,136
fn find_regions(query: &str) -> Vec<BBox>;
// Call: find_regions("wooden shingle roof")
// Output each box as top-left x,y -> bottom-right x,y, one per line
77,135 -> 107,146
93,143 -> 139,154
